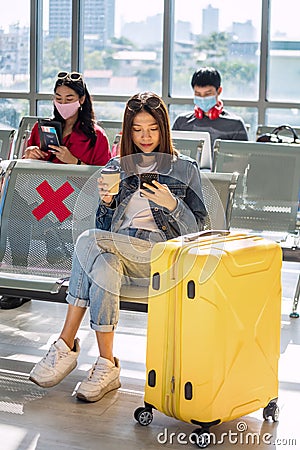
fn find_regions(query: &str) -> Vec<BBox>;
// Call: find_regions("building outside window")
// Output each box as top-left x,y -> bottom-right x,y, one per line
0,0 -> 30,127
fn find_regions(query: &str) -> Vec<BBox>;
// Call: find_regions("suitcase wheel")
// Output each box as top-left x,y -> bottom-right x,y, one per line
134,406 -> 153,426
263,401 -> 279,422
191,428 -> 211,448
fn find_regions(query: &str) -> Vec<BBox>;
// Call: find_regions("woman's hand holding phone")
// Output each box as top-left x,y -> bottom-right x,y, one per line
49,145 -> 78,164
140,176 -> 177,212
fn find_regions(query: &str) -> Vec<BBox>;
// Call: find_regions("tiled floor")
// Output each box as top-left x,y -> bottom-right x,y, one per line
0,260 -> 299,450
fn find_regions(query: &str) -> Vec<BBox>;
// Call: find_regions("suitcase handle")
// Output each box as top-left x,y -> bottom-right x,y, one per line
183,230 -> 230,242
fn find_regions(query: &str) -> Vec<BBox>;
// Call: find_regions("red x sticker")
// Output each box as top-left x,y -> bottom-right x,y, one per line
32,180 -> 75,222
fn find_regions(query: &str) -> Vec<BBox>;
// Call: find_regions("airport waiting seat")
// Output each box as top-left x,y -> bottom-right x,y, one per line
0,160 -> 238,311
0,160 -> 101,301
172,137 -> 203,163
12,116 -> 40,159
171,130 -> 212,169
201,172 -> 239,230
0,160 -> 150,309
0,129 -> 16,160
213,139 -> 300,234
213,139 -> 300,317
97,120 -> 123,147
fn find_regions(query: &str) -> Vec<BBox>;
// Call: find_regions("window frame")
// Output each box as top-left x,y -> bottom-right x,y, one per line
0,0 -> 299,127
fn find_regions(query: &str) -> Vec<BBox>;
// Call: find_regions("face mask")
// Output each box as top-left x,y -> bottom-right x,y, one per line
54,100 -> 81,120
194,95 -> 217,112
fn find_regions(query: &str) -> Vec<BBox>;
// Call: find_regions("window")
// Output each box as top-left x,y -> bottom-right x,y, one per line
93,101 -> 126,122
172,0 -> 262,100
268,0 -> 300,102
39,0 -> 72,93
81,0 -> 164,96
266,108 -> 300,127
0,1 -> 299,132
0,0 -> 30,127
0,0 -> 30,93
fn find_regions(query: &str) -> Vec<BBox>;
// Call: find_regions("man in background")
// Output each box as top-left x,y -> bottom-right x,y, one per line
172,67 -> 248,145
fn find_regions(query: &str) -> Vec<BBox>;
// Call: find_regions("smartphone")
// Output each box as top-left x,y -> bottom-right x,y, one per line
139,173 -> 158,194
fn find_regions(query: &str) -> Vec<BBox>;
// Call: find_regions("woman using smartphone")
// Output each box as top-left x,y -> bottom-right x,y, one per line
29,92 -> 207,403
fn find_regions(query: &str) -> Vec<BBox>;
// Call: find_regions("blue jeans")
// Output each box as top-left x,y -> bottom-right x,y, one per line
66,228 -> 165,332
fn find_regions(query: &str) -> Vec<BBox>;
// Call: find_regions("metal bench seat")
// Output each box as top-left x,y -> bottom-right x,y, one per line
0,160 -> 238,311
0,128 -> 16,160
213,139 -> 300,317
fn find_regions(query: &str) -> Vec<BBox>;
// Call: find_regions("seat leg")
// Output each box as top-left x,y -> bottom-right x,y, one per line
289,274 -> 300,318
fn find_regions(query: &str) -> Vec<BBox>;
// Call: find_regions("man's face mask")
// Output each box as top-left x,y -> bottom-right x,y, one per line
194,94 -> 217,112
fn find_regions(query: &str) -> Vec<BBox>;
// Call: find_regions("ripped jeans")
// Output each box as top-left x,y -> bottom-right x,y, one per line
66,228 -> 165,332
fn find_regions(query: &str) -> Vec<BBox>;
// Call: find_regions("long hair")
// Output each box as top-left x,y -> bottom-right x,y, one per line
120,92 -> 177,173
53,77 -> 97,147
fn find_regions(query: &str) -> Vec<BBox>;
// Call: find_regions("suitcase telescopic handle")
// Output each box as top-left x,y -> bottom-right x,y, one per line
183,230 -> 230,242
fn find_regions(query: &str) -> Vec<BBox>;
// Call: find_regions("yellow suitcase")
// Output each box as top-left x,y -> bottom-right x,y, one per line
134,231 -> 282,447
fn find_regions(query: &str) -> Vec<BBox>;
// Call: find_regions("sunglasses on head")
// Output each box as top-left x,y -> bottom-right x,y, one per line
127,96 -> 161,112
57,71 -> 83,82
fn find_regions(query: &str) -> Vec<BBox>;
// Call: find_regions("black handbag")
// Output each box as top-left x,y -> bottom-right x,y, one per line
257,124 -> 300,143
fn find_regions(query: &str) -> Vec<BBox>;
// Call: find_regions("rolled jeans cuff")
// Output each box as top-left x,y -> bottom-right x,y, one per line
66,292 -> 89,308
90,322 -> 117,332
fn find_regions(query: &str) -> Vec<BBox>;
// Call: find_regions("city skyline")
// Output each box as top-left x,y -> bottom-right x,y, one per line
1,0 -> 300,40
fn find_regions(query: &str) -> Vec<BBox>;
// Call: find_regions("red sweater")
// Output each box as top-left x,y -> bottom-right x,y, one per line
27,121 -> 111,165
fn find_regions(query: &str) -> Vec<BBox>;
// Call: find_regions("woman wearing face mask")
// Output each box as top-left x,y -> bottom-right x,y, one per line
0,72 -> 112,312
24,71 -> 111,166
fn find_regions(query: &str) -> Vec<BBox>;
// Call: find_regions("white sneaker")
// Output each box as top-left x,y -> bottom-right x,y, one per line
76,356 -> 121,402
29,338 -> 80,388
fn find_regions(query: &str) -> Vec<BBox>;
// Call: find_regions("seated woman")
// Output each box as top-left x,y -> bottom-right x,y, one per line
24,71 -> 111,165
0,71 -> 111,310
29,91 -> 207,403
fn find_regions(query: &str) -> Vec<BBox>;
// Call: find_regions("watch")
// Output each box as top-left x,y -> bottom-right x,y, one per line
77,159 -> 82,165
